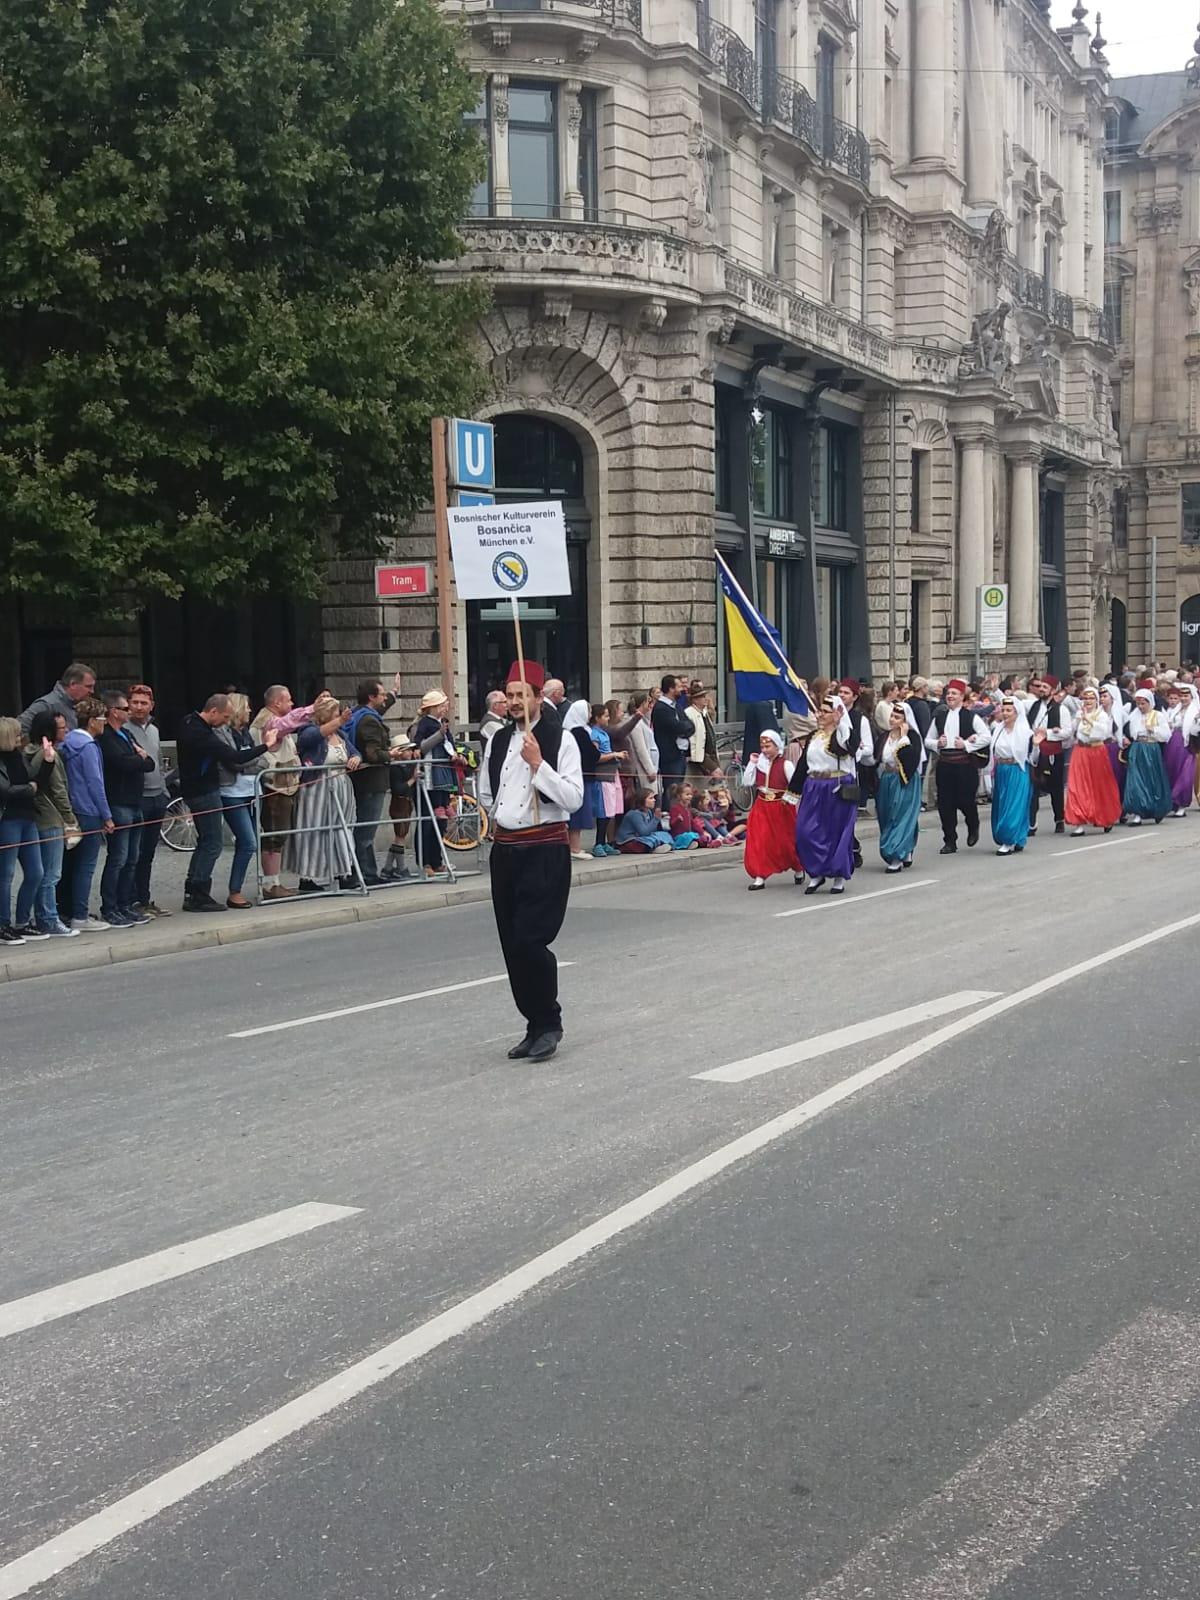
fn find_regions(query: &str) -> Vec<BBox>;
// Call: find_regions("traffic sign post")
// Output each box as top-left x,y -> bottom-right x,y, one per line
431,417 -> 497,720
976,582 -> 1009,673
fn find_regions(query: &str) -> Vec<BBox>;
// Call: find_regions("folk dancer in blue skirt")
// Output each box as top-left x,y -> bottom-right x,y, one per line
988,696 -> 1046,855
1122,686 -> 1172,825
785,696 -> 858,895
875,701 -> 923,872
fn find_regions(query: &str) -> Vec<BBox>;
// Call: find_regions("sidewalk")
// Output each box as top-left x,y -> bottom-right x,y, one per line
1,810 -> 939,985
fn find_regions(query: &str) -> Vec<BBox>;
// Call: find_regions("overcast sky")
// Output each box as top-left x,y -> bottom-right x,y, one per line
1062,0 -> 1197,79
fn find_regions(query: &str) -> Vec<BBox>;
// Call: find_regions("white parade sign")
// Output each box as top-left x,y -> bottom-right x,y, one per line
446,499 -> 571,601
976,582 -> 1009,652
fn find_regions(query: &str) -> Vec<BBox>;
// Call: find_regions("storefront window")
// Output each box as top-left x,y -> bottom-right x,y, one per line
750,407 -> 792,520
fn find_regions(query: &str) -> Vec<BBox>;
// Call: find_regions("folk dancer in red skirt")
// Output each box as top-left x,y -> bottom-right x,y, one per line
743,729 -> 805,892
1065,685 -> 1123,835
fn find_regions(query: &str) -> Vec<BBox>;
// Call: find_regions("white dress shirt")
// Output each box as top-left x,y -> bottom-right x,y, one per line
1126,706 -> 1170,744
1073,709 -> 1113,746
924,707 -> 989,754
989,721 -> 1035,765
479,719 -> 585,829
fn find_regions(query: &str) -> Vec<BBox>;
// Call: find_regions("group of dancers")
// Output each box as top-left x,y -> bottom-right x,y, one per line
742,675 -> 1200,896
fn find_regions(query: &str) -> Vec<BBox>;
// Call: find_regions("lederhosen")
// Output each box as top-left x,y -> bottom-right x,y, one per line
487,718 -> 572,1038
932,704 -> 981,845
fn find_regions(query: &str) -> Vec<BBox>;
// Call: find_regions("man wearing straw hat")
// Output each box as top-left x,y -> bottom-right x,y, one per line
478,660 -> 584,1063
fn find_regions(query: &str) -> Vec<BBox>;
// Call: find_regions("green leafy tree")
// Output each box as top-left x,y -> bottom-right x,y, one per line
0,0 -> 487,606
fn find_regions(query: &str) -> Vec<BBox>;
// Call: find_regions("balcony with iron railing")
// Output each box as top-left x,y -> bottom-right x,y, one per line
465,0 -> 643,33
695,1 -> 869,190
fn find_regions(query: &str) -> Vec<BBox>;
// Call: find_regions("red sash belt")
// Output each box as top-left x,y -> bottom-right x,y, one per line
492,822 -> 569,846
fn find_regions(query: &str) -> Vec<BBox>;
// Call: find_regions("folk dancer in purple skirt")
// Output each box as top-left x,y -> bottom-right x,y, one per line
785,695 -> 858,896
1164,682 -> 1198,817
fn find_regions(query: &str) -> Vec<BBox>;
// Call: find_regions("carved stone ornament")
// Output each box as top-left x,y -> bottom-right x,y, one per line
1185,269 -> 1200,327
958,302 -> 1013,381
492,81 -> 509,128
980,208 -> 1010,271
700,308 -> 737,379
1134,198 -> 1183,236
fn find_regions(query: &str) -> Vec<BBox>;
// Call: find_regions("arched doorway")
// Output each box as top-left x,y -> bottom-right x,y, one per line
1110,597 -> 1127,676
466,416 -> 591,717
1182,594 -> 1200,669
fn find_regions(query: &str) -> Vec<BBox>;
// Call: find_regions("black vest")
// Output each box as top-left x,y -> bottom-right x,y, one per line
487,714 -> 563,800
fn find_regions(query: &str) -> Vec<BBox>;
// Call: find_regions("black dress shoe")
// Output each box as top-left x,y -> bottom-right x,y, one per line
803,876 -> 826,895
507,1036 -> 534,1060
1054,820 -> 1065,835
526,1032 -> 561,1063
966,827 -> 980,848
939,843 -> 957,855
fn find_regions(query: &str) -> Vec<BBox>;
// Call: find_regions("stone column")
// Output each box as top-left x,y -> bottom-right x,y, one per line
913,0 -> 946,164
1008,452 -> 1040,639
957,436 -> 988,637
965,0 -> 998,207
562,79 -> 584,221
491,75 -> 512,216
1066,120 -> 1087,301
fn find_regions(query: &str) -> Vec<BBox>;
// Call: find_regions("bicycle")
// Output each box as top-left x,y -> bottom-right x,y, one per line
160,795 -> 198,853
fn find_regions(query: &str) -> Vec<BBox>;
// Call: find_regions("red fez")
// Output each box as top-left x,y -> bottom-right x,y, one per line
947,677 -> 968,695
505,660 -> 546,691
838,678 -> 861,696
1042,674 -> 1060,691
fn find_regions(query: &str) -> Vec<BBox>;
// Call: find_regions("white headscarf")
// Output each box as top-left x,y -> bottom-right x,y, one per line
562,699 -> 590,732
1099,683 -> 1124,740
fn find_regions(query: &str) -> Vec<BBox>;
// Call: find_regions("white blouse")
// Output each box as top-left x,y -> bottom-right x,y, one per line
989,721 -> 1036,765
1126,706 -> 1170,744
879,732 -> 915,772
747,752 -> 796,785
806,725 -> 857,777
1073,708 -> 1113,746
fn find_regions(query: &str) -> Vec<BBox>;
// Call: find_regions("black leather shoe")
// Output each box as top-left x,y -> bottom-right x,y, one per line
526,1032 -> 561,1063
182,894 -> 223,913
1054,820 -> 1065,835
507,1036 -> 534,1060
939,843 -> 957,855
803,877 -> 826,895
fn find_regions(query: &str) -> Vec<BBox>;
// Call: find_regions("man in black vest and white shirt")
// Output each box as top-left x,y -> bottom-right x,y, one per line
1025,675 -> 1073,835
479,660 -> 585,1063
924,677 -> 989,854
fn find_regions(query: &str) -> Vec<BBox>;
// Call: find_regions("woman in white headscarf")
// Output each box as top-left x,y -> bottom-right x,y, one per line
988,696 -> 1044,855
785,696 -> 858,894
1099,683 -> 1127,816
1064,685 -> 1122,835
874,701 -> 923,872
1122,687 -> 1172,824
743,728 -> 804,891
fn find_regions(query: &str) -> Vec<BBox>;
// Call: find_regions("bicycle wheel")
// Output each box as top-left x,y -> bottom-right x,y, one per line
160,796 -> 198,853
442,793 -> 488,851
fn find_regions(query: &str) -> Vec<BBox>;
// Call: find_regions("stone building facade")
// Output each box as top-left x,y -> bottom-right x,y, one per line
393,0 -> 1121,718
2,0 -> 1121,728
1104,38 -> 1200,670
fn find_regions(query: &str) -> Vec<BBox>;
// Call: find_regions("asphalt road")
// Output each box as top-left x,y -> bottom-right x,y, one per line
3,817 -> 1200,1599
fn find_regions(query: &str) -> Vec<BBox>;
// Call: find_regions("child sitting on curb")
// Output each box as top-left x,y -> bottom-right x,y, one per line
615,789 -> 691,854
668,781 -> 722,849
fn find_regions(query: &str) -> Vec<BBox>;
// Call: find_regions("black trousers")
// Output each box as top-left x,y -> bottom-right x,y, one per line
1030,756 -> 1066,826
936,759 -> 979,845
490,840 -> 573,1037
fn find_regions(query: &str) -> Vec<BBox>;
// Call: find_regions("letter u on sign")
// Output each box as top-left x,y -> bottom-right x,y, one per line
449,418 -> 495,491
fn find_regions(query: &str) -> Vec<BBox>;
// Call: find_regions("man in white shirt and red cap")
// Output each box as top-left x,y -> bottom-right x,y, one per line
1025,674 -> 1073,835
924,677 -> 989,854
478,660 -> 585,1063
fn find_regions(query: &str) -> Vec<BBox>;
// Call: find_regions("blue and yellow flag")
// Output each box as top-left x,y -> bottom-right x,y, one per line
716,551 -> 812,715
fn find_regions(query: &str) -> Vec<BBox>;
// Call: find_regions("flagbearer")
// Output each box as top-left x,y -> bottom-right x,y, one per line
479,661 -> 585,1063
717,552 -> 814,727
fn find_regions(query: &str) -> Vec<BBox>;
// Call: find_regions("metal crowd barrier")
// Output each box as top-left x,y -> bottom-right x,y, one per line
251,759 -> 483,905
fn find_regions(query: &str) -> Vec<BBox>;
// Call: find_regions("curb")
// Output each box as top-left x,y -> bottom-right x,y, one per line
0,838 -> 772,985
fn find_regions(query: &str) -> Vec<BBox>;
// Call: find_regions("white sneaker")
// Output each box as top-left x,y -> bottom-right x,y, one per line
70,915 -> 112,931
570,851 -> 590,861
1128,816 -> 1142,826
997,844 -> 1013,855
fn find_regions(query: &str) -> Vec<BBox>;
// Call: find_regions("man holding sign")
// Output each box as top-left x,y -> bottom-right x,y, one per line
479,662 -> 584,1062
446,492 -> 579,1061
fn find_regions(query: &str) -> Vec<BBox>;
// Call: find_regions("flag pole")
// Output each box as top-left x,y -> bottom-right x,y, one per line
510,594 -> 539,823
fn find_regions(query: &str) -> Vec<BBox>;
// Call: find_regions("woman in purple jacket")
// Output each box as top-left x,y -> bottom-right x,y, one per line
59,695 -> 113,931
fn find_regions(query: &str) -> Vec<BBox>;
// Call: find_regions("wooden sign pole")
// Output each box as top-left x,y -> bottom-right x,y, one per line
510,594 -> 539,822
